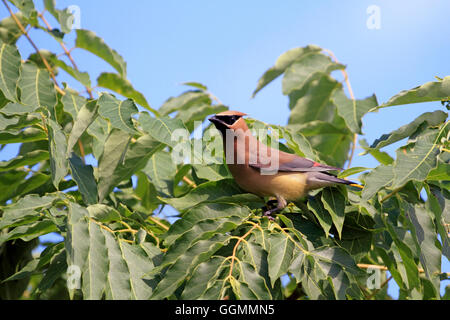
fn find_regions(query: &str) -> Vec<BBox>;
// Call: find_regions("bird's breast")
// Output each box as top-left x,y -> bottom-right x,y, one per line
227,164 -> 308,201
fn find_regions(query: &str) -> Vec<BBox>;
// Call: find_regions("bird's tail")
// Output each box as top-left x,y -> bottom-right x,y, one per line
307,172 -> 363,189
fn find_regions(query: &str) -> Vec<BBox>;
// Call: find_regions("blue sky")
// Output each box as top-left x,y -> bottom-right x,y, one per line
1,0 -> 449,298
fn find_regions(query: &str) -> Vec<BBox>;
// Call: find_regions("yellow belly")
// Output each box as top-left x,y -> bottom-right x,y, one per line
228,164 -> 308,201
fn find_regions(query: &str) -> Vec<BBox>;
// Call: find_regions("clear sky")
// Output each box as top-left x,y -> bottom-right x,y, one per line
1,0 -> 449,298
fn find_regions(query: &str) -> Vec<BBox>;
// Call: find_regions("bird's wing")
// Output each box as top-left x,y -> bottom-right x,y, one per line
249,149 -> 342,172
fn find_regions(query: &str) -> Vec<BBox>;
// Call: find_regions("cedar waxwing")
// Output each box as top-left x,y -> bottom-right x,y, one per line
208,110 -> 356,218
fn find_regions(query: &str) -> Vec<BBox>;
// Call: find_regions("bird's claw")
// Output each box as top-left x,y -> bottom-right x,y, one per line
263,210 -> 276,220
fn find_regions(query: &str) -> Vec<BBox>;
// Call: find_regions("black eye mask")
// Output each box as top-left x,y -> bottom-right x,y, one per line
216,115 -> 240,125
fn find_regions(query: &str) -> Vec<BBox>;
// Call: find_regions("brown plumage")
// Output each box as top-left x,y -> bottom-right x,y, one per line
209,111 -> 355,218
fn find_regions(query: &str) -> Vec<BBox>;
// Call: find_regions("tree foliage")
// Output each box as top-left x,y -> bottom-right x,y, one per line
0,0 -> 449,300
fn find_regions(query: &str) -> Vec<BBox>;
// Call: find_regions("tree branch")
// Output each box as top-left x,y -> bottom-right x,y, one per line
323,49 -> 358,169
2,0 -> 64,95
38,11 -> 94,100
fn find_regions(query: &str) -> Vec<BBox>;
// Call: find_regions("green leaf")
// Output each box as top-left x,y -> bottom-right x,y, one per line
426,157 -> 450,181
321,188 -> 346,239
379,76 -> 450,109
359,139 -> 394,165
86,116 -> 110,159
307,195 -> 332,237
181,81 -> 208,91
0,12 -> 28,44
53,58 -> 91,88
13,172 -> 50,199
66,99 -> 98,155
75,29 -> 127,77
139,112 -> 187,147
277,125 -> 319,161
18,62 -> 57,110
361,164 -> 393,201
2,259 -> 39,283
385,222 -> 420,289
86,204 -> 121,223
267,233 -> 295,286
392,125 -> 448,188
371,110 -> 448,150
310,246 -> 360,274
0,170 -> 28,203
0,149 -> 48,172
0,41 -> 21,101
43,0 -> 74,34
97,93 -> 138,134
69,153 -> 98,205
37,249 -> 67,293
0,127 -> 46,144
98,134 -> 162,202
47,119 -> 68,189
331,86 -> 378,134
338,166 -> 369,179
238,262 -> 273,299
97,72 -> 155,113
61,88 -> 86,120
142,150 -> 176,197
282,52 -> 345,95
0,102 -> 39,116
406,204 -> 441,296
252,45 -> 322,97
192,163 -> 231,181
163,203 -> 251,246
177,103 -> 227,131
151,234 -> 231,299
0,219 -> 57,246
291,120 -> 349,137
181,256 -> 225,299
159,91 -> 211,116
9,0 -> 35,19
162,216 -> 245,269
161,179 -> 262,212
0,193 -> 61,229
65,202 -> 90,273
97,129 -> 131,202
288,74 -> 339,125
65,201 -> 159,299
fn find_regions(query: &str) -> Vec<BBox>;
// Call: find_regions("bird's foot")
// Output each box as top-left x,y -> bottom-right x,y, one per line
263,208 -> 280,220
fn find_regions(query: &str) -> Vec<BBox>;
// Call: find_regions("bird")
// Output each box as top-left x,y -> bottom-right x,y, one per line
208,110 -> 359,218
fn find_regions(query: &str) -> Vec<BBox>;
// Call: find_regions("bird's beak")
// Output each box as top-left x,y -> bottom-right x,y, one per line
208,116 -> 227,127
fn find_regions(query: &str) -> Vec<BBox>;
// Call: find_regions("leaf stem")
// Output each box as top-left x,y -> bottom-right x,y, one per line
38,11 -> 94,100
380,187 -> 402,203
228,224 -> 258,279
148,216 -> 169,231
2,0 -> 64,95
323,49 -> 358,169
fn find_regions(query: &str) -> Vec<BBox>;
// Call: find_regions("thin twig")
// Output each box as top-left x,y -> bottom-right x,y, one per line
228,224 -> 258,279
183,176 -> 197,188
148,216 -> 169,231
380,187 -> 402,203
2,0 -> 64,95
38,12 -> 94,100
323,49 -> 357,169
366,275 -> 393,300
357,263 -> 388,271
